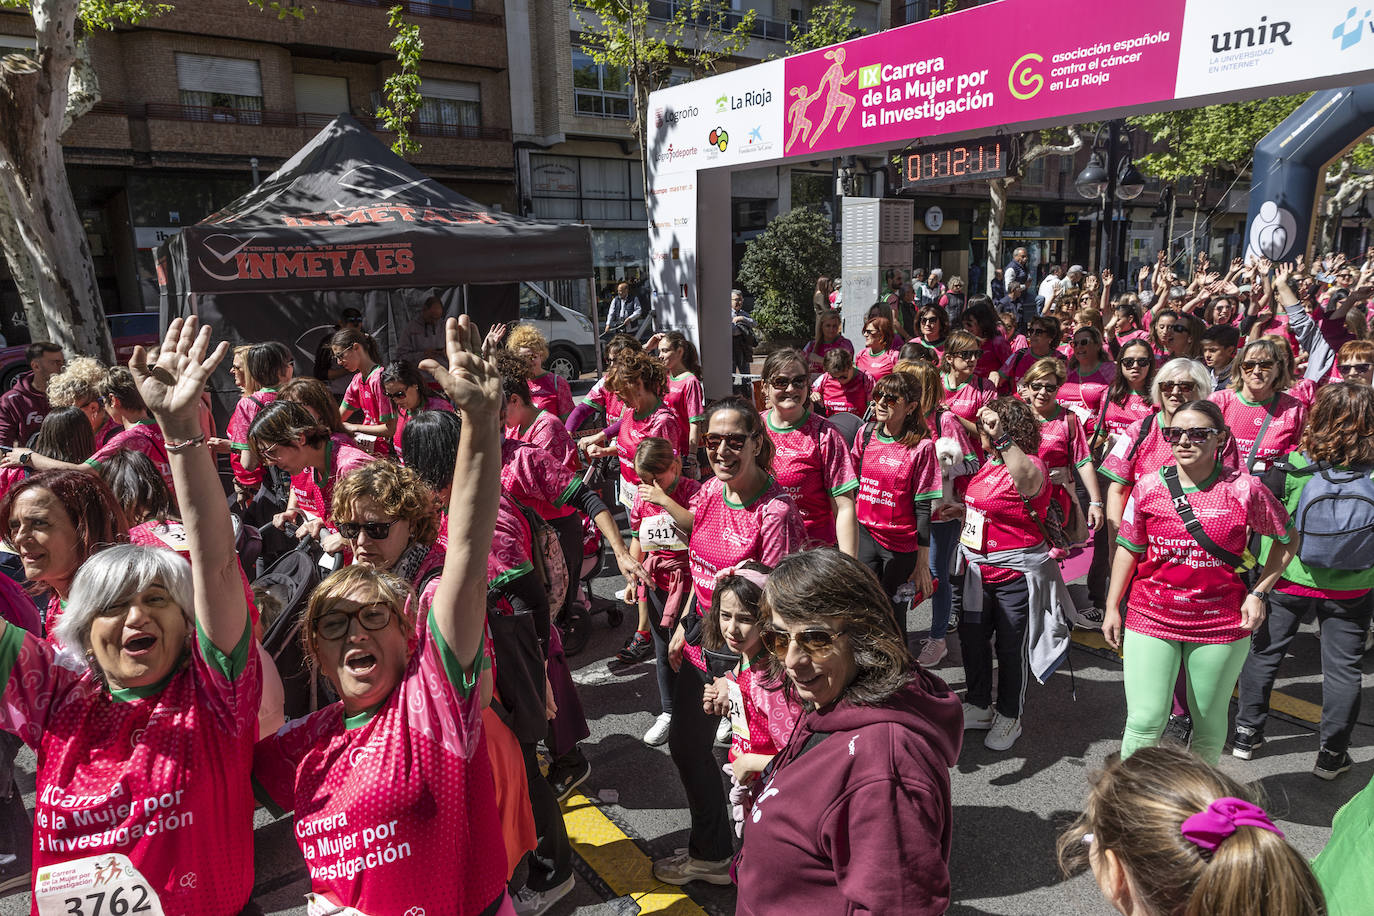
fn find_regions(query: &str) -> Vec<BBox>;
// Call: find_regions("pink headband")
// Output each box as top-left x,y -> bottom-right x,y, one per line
715,565 -> 768,590
1180,797 -> 1284,853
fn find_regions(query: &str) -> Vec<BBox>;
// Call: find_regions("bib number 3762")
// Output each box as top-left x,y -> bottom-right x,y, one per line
36,854 -> 163,916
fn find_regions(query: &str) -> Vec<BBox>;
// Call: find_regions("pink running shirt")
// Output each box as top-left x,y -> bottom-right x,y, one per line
1059,363 -> 1116,438
616,404 -> 680,491
253,612 -> 507,916
1117,466 -> 1292,643
527,372 -> 574,419
507,409 -> 580,472
86,421 -> 172,494
1098,393 -> 1155,440
0,619 -> 259,916
856,347 -> 900,382
687,478 -> 802,612
727,655 -> 802,762
1036,407 -> 1091,472
393,395 -> 453,459
851,427 -> 941,553
811,370 -> 873,416
663,372 -> 704,457
766,410 -> 858,547
289,434 -> 377,526
342,366 -> 396,456
1210,388 -> 1307,474
501,437 -> 579,521
227,390 -> 277,488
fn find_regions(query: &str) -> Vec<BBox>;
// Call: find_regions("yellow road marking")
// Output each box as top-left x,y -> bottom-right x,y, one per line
1069,631 -> 1321,725
561,792 -> 710,915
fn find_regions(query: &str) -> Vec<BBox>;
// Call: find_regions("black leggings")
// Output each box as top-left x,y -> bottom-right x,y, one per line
519,740 -> 572,891
857,524 -> 920,634
667,657 -> 732,862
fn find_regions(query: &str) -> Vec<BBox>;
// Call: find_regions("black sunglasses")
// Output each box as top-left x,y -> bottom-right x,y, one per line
760,627 -> 846,660
875,391 -> 904,405
704,432 -> 754,452
1241,360 -> 1276,373
384,388 -> 412,401
1161,426 -> 1219,445
953,349 -> 982,361
769,374 -> 808,391
337,519 -> 402,541
1339,362 -> 1373,374
1027,381 -> 1059,393
1120,357 -> 1152,369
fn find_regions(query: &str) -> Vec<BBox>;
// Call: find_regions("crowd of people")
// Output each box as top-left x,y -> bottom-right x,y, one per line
0,246 -> 1364,914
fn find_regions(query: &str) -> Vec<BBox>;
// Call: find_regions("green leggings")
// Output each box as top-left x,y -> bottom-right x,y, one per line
1121,629 -> 1251,765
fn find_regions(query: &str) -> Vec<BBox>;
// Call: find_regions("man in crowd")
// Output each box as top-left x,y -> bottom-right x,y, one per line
1002,246 -> 1030,300
0,341 -> 62,447
397,295 -> 446,365
731,289 -> 758,378
602,280 -> 643,340
1202,324 -> 1240,390
1037,264 -> 1064,311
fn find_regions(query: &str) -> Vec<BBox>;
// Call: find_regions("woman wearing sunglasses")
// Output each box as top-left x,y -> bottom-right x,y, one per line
939,329 -> 997,441
1061,326 -> 1115,439
913,305 -> 950,363
254,317 -> 524,916
857,315 -> 901,382
851,372 -> 939,640
383,359 -> 454,460
1210,338 -> 1307,475
760,350 -> 858,553
735,549 -> 962,916
655,397 -> 803,887
1103,399 -> 1296,765
1334,339 -> 1374,386
990,315 -> 1062,394
960,299 -> 1013,379
249,398 -> 378,552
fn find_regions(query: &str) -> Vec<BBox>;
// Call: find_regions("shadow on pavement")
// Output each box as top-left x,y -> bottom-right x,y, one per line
949,803 -> 1081,903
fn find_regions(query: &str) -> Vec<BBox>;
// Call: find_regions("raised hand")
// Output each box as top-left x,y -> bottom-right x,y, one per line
481,322 -> 508,358
129,316 -> 228,437
421,317 -> 501,420
1101,268 -> 1114,287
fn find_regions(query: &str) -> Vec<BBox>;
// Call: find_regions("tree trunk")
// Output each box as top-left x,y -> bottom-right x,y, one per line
0,3 -> 114,364
986,177 -> 1011,295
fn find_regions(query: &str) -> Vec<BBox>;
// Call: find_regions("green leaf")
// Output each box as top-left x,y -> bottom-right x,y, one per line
377,4 -> 423,156
737,207 -> 838,341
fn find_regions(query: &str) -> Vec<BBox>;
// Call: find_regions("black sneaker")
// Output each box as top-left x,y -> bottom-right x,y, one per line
1231,726 -> 1264,760
1314,748 -> 1353,781
615,630 -> 653,664
0,853 -> 29,897
1162,713 -> 1193,746
547,749 -> 591,801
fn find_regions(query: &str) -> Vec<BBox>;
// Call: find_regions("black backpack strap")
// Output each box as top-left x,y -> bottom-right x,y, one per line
860,421 -> 877,454
1161,465 -> 1245,567
1244,403 -> 1278,474
1130,412 -> 1157,457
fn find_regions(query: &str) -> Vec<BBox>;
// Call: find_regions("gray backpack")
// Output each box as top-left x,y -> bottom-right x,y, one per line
1276,457 -> 1374,570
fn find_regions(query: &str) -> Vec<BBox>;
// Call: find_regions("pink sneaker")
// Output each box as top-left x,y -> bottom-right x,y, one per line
916,637 -> 947,667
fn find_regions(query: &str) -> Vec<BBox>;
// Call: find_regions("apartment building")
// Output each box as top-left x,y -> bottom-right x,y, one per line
0,0 -> 516,323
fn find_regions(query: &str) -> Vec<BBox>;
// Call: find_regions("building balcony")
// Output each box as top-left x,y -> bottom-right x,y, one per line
321,0 -> 503,26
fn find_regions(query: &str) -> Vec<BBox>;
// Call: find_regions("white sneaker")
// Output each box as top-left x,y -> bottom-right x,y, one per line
984,712 -> 1022,751
916,637 -> 948,667
962,702 -> 994,730
511,874 -> 575,916
714,716 -> 731,744
644,712 -> 672,746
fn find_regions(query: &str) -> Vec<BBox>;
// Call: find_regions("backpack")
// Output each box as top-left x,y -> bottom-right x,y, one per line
510,499 -> 570,618
255,540 -> 330,720
1271,457 -> 1374,571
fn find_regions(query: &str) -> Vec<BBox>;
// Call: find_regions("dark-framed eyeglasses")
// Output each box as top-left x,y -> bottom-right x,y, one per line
768,374 -> 809,391
337,519 -> 402,541
1161,426 -> 1219,445
759,626 -> 846,660
314,603 -> 396,640
1073,338 -> 1095,348
1339,362 -> 1373,374
704,432 -> 754,453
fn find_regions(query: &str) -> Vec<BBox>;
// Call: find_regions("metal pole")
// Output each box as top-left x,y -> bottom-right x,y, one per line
1103,120 -> 1120,282
588,277 -> 603,375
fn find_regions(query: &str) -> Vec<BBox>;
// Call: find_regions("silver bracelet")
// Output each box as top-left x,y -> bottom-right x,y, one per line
165,434 -> 207,453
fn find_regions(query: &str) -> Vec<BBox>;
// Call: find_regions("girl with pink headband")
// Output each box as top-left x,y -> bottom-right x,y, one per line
1058,745 -> 1324,916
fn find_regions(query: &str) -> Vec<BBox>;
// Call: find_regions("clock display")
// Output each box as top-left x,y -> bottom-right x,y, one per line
901,137 -> 1013,188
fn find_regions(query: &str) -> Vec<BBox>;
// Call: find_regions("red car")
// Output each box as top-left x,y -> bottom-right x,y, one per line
0,311 -> 160,389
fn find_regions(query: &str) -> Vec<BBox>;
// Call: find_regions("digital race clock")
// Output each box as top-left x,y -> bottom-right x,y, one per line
901,136 -> 1014,188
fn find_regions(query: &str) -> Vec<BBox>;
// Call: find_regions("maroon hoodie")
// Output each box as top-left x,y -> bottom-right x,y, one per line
735,665 -> 963,916
0,372 -> 47,447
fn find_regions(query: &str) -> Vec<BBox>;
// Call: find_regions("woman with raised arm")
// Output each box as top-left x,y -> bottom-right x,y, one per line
254,316 -> 515,916
0,317 -> 260,914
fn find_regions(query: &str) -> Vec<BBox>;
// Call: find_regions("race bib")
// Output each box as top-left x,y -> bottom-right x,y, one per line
306,893 -> 369,916
151,522 -> 191,553
726,678 -> 749,741
960,506 -> 987,551
638,514 -> 685,552
1064,402 -> 1093,425
36,854 -> 164,916
617,475 -> 637,512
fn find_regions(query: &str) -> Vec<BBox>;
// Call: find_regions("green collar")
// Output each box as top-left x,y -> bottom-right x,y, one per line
1173,462 -> 1223,493
313,437 -> 335,488
722,475 -> 773,509
107,650 -> 189,703
344,704 -> 382,730
673,370 -> 695,382
1037,405 -> 1063,423
633,398 -> 662,421
1238,389 -> 1277,408
766,407 -> 810,432
520,408 -> 545,435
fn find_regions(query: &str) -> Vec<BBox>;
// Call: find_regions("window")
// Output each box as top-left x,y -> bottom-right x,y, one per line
294,74 -> 350,118
0,34 -> 34,60
529,155 -> 645,222
176,53 -> 263,124
1024,157 -> 1046,187
417,78 -> 481,137
572,48 -> 630,119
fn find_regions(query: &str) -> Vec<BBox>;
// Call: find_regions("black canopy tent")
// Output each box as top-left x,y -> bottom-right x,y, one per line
157,113 -> 594,416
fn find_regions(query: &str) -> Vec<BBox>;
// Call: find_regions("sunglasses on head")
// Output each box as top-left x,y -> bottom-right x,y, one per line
1027,381 -> 1059,393
314,604 -> 395,640
704,432 -> 754,453
1339,362 -> 1373,374
1161,426 -> 1219,445
769,373 -> 808,391
1241,359 -> 1276,373
759,626 -> 846,660
1120,357 -> 1152,369
337,519 -> 401,541
1159,380 -> 1196,394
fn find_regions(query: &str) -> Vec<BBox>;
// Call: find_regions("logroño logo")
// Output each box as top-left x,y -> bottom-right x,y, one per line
1209,14 -> 1292,53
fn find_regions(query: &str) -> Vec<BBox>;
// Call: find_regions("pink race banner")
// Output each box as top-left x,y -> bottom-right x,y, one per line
782,0 -> 1188,158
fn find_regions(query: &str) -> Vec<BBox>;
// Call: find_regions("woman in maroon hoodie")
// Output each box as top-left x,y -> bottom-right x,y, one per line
737,548 -> 963,915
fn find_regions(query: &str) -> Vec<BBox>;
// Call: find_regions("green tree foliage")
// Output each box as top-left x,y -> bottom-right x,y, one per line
375,5 -> 423,156
784,0 -> 864,56
737,207 -> 838,340
1127,95 -> 1308,181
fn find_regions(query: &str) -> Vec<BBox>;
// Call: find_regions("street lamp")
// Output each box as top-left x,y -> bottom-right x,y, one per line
1074,120 -> 1142,277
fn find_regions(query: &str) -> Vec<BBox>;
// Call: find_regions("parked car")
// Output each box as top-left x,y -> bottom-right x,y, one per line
519,282 -> 597,380
0,310 -> 161,389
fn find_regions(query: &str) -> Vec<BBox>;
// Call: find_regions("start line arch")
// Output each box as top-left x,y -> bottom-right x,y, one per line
645,0 -> 1374,398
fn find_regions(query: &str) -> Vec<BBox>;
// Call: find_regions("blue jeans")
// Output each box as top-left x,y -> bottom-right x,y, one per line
929,519 -> 961,640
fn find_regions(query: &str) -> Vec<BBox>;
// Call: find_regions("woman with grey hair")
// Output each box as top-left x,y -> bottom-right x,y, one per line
734,548 -> 962,915
0,318 -> 259,914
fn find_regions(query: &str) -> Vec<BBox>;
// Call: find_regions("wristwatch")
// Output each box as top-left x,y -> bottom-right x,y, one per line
18,451 -> 31,467
1248,589 -> 1269,602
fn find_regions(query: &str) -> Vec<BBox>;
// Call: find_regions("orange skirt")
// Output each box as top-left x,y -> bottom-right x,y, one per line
482,705 -> 537,879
